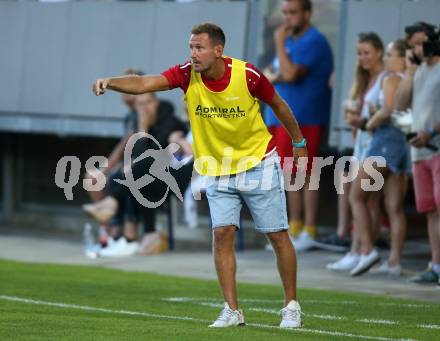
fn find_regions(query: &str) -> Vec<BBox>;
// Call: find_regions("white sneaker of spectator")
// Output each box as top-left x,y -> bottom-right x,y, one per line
350,249 -> 380,276
85,236 -> 117,259
280,300 -> 302,328
84,243 -> 101,259
208,302 -> 245,327
326,252 -> 361,271
98,237 -> 139,258
292,231 -> 316,251
370,261 -> 401,277
107,237 -> 116,247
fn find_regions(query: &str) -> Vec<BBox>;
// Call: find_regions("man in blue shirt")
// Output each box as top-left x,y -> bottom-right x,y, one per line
264,0 -> 333,251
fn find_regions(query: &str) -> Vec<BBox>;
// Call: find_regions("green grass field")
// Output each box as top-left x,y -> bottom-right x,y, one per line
0,259 -> 438,341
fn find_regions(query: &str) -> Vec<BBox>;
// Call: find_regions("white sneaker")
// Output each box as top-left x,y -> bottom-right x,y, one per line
208,302 -> 245,328
370,261 -> 401,277
98,237 -> 139,258
292,231 -> 316,251
84,243 -> 102,259
280,300 -> 302,328
84,235 -> 116,259
350,249 -> 380,276
326,252 -> 360,271
107,237 -> 116,247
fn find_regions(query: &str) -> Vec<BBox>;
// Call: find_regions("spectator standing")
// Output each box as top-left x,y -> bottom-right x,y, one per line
395,22 -> 440,285
264,0 -> 334,251
327,32 -> 385,273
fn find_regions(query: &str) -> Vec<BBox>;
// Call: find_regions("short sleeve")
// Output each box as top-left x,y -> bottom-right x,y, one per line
161,61 -> 192,92
245,63 -> 275,104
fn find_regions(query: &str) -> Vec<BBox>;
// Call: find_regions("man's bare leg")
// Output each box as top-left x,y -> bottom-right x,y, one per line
213,226 -> 238,310
266,230 -> 297,305
288,189 -> 302,222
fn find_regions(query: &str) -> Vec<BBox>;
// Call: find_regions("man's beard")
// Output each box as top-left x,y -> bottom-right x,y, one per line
292,25 -> 303,35
194,60 -> 215,73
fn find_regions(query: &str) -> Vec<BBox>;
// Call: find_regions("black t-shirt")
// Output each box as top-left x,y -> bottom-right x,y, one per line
124,110 -> 138,135
149,100 -> 188,147
131,100 -> 187,164
130,100 -> 189,201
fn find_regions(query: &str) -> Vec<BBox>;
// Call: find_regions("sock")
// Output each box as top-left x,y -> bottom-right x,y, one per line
432,263 -> 440,276
289,220 -> 303,238
303,225 -> 317,239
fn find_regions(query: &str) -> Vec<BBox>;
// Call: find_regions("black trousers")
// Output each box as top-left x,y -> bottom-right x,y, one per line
107,161 -> 194,234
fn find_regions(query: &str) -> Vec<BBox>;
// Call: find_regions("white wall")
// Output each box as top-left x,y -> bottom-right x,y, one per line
0,1 -> 249,136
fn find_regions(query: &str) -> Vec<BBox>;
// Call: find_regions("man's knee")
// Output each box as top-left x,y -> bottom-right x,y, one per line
213,226 -> 236,247
266,230 -> 289,246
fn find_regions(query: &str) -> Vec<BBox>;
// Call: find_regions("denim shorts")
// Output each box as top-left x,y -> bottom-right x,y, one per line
205,152 -> 288,233
365,124 -> 411,175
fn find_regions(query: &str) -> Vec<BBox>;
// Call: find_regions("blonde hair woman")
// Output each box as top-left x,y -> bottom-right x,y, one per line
360,39 -> 411,276
327,32 -> 385,273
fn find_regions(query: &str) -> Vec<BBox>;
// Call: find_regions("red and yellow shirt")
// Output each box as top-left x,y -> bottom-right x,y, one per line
162,57 -> 276,176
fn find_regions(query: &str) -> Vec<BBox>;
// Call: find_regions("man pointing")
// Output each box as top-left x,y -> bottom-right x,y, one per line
93,22 -> 307,328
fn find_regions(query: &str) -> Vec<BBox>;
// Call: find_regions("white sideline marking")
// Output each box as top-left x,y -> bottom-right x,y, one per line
358,319 -> 398,325
248,307 -> 345,321
247,323 -> 415,341
165,296 -> 280,303
301,300 -> 429,309
248,307 -> 278,314
194,301 -> 346,321
198,304 -> 400,324
306,313 -> 346,321
0,295 -> 206,322
164,297 -> 430,308
194,302 -> 400,324
0,295 -> 416,341
199,302 -> 224,308
417,324 -> 440,330
163,297 -> 438,330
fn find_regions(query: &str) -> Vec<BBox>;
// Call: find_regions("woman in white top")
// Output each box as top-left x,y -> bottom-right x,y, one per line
363,40 -> 411,276
327,32 -> 385,274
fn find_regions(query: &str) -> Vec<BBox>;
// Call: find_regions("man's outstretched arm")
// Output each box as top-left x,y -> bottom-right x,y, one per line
93,74 -> 170,96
